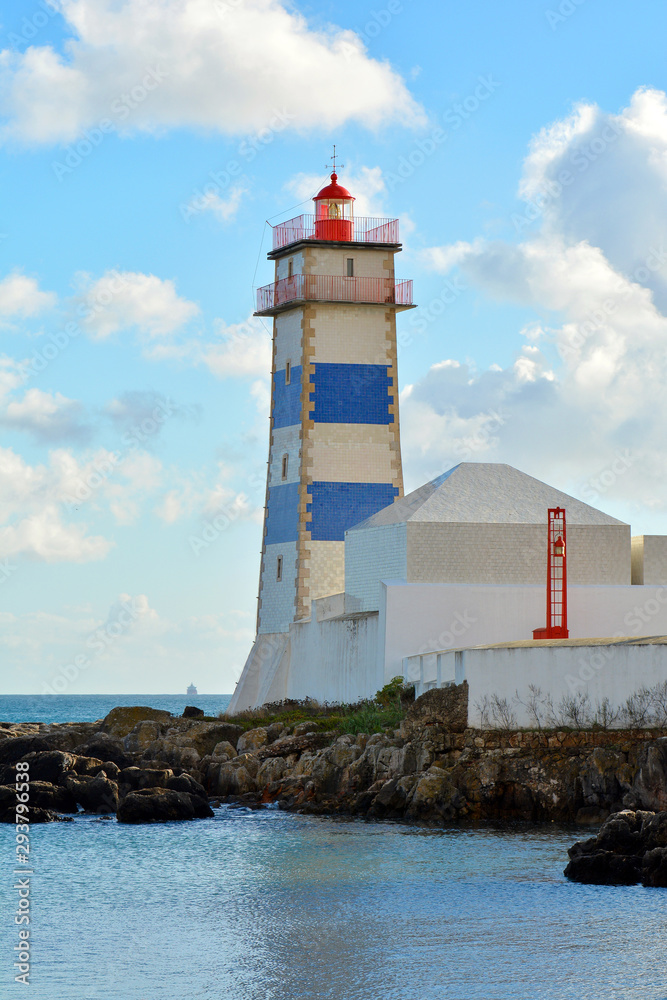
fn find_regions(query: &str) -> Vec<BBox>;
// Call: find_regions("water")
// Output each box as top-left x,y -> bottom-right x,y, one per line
0,693 -> 232,725
1,810 -> 665,999
1,697 -> 666,998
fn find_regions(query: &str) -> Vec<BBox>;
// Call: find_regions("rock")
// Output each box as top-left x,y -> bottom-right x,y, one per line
211,741 -> 238,761
182,706 -> 205,718
166,773 -> 208,799
257,731 -> 334,760
63,773 -> 119,813
0,750 -> 75,786
564,851 -> 642,885
402,682 -> 469,734
0,736 -> 50,766
74,734 -> 134,769
102,706 -> 173,739
27,781 -> 78,813
256,757 -> 287,786
0,784 -> 71,823
237,728 -> 269,754
265,723 -> 285,743
118,767 -> 172,796
642,847 -> 667,887
212,763 -> 255,797
124,721 -> 165,753
642,811 -> 667,851
292,722 -> 318,737
575,806 -> 610,826
117,788 -> 212,823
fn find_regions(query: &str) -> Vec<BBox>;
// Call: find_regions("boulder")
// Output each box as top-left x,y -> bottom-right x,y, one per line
118,767 -> 172,797
27,781 -> 78,813
212,763 -> 255,797
102,706 -> 173,739
237,728 -> 269,754
182,706 -> 204,718
124,721 -> 166,753
564,851 -> 642,885
117,788 -> 212,823
0,784 -> 70,823
74,734 -> 134,769
211,741 -> 238,761
642,848 -> 667,887
63,773 -> 119,813
166,773 -> 208,799
256,757 -> 287,786
0,750 -> 75,786
0,736 -> 50,766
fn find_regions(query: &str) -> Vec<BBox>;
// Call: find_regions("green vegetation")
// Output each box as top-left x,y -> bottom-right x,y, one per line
219,677 -> 415,736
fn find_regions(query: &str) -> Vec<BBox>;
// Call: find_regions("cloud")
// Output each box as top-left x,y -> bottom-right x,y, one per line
0,0 -> 424,145
201,316 -> 271,378
405,88 -> 667,522
1,387 -> 90,443
184,185 -> 247,223
0,272 -> 56,319
0,505 -> 112,563
74,270 -> 199,339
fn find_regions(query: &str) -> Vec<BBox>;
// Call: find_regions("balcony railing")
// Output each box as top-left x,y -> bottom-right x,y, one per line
256,274 -> 413,314
272,214 -> 400,250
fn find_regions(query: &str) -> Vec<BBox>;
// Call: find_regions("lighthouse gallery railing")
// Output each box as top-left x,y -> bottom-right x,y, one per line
256,275 -> 413,313
271,214 -> 400,249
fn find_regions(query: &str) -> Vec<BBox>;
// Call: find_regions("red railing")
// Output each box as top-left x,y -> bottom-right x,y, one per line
272,214 -> 400,250
256,274 -> 413,313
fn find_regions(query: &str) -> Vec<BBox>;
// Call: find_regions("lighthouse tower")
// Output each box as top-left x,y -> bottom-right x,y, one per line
228,160 -> 414,710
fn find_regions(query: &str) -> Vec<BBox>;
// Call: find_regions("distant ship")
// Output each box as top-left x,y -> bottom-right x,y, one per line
186,682 -> 198,696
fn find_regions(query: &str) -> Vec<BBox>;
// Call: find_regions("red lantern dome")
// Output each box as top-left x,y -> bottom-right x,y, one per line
313,171 -> 355,241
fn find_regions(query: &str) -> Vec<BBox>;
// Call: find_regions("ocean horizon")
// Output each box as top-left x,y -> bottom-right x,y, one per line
0,693 -> 233,725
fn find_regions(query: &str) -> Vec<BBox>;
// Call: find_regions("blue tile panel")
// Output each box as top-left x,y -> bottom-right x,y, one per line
265,482 -> 300,544
310,364 -> 393,424
273,365 -> 302,429
308,481 -> 399,540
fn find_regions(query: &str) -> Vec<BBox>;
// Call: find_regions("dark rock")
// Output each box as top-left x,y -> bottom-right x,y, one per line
0,750 -> 76,786
403,682 -> 469,734
642,848 -> 667,887
74,734 -> 134,769
28,781 -> 78,813
188,793 -> 214,818
0,784 -> 71,823
0,737 -> 50,766
182,706 -> 204,718
117,788 -> 202,823
575,806 -> 610,826
63,773 -> 119,813
564,850 -> 642,885
166,773 -> 207,799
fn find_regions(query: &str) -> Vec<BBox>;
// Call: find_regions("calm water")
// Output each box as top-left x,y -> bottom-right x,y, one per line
0,693 -> 232,724
1,697 -> 666,998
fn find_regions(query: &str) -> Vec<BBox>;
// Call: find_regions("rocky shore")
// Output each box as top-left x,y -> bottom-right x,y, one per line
2,686 -> 667,886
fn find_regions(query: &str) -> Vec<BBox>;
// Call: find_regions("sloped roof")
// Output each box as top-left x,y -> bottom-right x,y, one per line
348,463 -> 628,530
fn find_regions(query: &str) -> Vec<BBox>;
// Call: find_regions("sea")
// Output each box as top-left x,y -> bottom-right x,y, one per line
0,696 -> 665,1000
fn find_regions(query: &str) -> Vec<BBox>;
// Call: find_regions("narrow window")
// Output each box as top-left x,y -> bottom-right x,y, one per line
346,258 -> 354,277
288,258 -> 294,278
281,454 -> 289,480
276,556 -> 283,582
285,360 -> 291,384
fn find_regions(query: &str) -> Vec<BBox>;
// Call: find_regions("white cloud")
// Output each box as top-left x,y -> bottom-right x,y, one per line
0,272 -> 56,318
75,270 -> 199,339
0,0 -> 423,145
185,185 -> 247,223
2,387 -> 89,443
0,504 -> 112,563
405,88 -> 667,522
201,316 -> 271,378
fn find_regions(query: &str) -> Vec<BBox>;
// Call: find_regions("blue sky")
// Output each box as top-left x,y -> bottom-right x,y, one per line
2,0 -> 667,694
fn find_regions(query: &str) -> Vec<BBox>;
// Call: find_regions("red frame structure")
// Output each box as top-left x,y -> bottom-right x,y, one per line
532,507 -> 569,640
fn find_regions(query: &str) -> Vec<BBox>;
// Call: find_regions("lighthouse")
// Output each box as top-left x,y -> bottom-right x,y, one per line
228,158 -> 414,709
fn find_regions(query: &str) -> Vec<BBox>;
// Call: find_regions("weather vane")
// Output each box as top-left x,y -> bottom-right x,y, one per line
326,144 -> 344,175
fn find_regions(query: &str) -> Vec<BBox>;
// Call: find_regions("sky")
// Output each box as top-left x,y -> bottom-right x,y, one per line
2,0 -> 667,695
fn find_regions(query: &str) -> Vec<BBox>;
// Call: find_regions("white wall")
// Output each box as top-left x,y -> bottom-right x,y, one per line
379,580 -> 667,685
447,643 -> 667,728
286,609 -> 380,704
345,524 -> 407,611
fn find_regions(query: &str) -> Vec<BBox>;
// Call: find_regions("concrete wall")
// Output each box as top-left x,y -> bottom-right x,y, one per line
439,643 -> 667,728
306,247 -> 394,280
285,609 -> 380,704
380,580 -> 667,685
258,541 -> 298,634
632,535 -> 667,585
